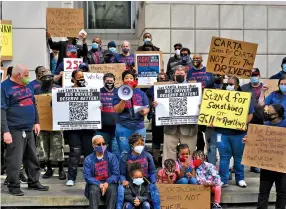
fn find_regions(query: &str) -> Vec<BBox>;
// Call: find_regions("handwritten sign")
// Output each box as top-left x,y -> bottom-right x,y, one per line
0,20 -> 13,60
263,79 -> 279,97
242,124 -> 286,173
89,63 -> 126,88
35,95 -> 53,131
62,72 -> 104,88
157,184 -> 210,209
198,89 -> 251,130
47,8 -> 84,37
135,51 -> 162,85
63,58 -> 83,71
206,37 -> 258,79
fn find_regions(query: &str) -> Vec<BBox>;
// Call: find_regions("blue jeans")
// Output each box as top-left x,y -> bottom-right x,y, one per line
115,124 -> 146,156
125,201 -> 151,209
176,177 -> 197,184
207,130 -> 217,166
216,132 -> 245,184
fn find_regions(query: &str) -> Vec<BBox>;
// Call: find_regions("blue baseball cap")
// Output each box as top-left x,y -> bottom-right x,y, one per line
79,62 -> 88,70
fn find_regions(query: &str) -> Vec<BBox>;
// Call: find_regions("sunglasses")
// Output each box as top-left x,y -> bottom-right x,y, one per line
94,143 -> 106,147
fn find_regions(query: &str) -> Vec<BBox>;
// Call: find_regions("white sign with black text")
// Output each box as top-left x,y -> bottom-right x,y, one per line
62,72 -> 104,88
154,83 -> 202,126
63,58 -> 83,71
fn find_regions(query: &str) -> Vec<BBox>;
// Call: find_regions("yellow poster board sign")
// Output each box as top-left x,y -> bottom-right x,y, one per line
0,20 -> 13,60
242,124 -> 286,173
198,89 -> 251,130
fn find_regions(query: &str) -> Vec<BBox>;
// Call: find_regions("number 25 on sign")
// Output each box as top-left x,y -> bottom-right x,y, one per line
64,58 -> 83,71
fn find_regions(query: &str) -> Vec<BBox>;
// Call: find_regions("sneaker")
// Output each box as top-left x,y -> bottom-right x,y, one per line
9,188 -> 24,196
237,180 -> 247,188
221,182 -> 228,188
66,180 -> 75,186
19,173 -> 28,184
250,167 -> 260,173
212,203 -> 222,209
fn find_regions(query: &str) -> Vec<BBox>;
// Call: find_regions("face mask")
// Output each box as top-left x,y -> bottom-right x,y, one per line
92,43 -> 99,50
143,38 -> 151,43
192,59 -> 201,67
226,85 -> 235,91
175,49 -> 180,56
251,76 -> 259,84
109,47 -> 116,53
122,48 -> 129,54
280,85 -> 286,93
20,76 -> 30,85
105,82 -> 114,90
264,113 -> 277,122
181,55 -> 189,64
133,145 -> 144,154
179,155 -> 187,162
69,53 -> 77,58
133,178 -> 144,186
94,145 -> 107,154
76,79 -> 86,87
124,80 -> 138,88
193,159 -> 202,168
175,75 -> 185,83
282,64 -> 286,72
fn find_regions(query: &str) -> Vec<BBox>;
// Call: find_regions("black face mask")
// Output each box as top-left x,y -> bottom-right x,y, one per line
264,113 -> 277,121
41,79 -> 53,92
105,82 -> 114,90
76,79 -> 86,87
176,75 -> 185,83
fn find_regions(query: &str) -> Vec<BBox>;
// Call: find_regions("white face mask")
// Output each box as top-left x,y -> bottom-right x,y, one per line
144,38 -> 151,43
133,145 -> 144,154
226,85 -> 235,91
175,49 -> 180,55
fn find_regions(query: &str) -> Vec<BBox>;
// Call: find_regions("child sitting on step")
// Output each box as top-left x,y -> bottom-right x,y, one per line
157,159 -> 179,184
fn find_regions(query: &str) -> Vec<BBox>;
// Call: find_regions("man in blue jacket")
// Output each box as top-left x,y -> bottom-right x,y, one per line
83,135 -> 119,209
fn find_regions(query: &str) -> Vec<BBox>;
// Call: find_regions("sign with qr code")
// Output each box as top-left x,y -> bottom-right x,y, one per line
154,83 -> 202,126
63,58 -> 83,71
52,88 -> 101,130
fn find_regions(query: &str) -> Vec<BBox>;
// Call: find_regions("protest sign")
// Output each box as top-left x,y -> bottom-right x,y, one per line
62,72 -> 104,88
263,79 -> 279,97
154,83 -> 202,126
135,51 -> 162,85
47,8 -> 84,37
0,20 -> 13,60
35,94 -> 53,131
157,184 -> 210,209
52,88 -> 101,130
63,58 -> 83,71
198,89 -> 251,130
89,63 -> 125,88
242,124 -> 286,173
206,37 -> 258,79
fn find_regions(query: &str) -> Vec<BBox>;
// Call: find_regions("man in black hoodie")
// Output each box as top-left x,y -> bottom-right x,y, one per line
137,32 -> 160,51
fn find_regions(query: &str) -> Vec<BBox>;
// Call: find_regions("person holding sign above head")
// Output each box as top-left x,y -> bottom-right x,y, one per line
137,32 -> 160,51
1,64 -> 49,196
258,74 -> 286,119
243,104 -> 286,209
269,57 -> 286,79
83,135 -> 119,209
85,37 -> 104,65
113,70 -> 149,155
166,43 -> 182,81
65,70 -> 96,187
33,69 -> 66,180
213,76 -> 254,188
115,41 -> 135,71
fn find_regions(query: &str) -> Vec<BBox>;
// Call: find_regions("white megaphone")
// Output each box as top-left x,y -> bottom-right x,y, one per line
118,85 -> 133,100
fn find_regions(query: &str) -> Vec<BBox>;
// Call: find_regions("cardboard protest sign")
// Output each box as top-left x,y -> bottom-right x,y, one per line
52,88 -> 101,130
206,37 -> 258,79
135,51 -> 162,85
63,58 -> 83,71
62,72 -> 104,88
35,95 -> 53,131
0,20 -> 13,60
47,8 -> 84,37
263,79 -> 279,97
157,184 -> 210,209
89,63 -> 125,88
242,124 -> 286,173
198,89 -> 251,130
154,83 -> 202,126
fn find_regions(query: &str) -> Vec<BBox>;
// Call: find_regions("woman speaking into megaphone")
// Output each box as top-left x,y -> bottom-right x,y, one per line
113,70 -> 150,157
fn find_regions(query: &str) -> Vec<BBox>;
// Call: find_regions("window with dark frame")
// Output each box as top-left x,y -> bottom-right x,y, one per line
87,1 -> 132,29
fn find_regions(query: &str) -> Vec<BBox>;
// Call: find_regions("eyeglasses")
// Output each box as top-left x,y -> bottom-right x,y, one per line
94,143 -> 106,146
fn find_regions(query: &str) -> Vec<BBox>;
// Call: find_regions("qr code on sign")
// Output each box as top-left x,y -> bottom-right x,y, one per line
169,97 -> 187,116
69,102 -> 88,121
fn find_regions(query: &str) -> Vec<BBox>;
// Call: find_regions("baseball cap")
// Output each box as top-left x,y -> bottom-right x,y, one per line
251,68 -> 260,76
67,45 -> 77,53
108,41 -> 116,48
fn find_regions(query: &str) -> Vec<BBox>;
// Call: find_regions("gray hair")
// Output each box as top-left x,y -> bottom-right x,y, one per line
121,40 -> 130,48
175,65 -> 186,73
11,64 -> 28,76
92,135 -> 104,144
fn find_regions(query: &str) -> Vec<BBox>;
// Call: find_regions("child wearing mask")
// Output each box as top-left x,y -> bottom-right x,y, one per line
193,151 -> 222,209
157,159 -> 179,184
176,144 -> 197,184
123,162 -> 152,209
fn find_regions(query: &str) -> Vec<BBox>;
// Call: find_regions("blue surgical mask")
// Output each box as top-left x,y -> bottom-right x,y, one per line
92,43 -> 99,50
283,64 -> 286,72
144,38 -> 151,43
226,85 -> 235,91
133,178 -> 144,186
109,47 -> 116,53
279,85 -> 286,94
251,76 -> 259,84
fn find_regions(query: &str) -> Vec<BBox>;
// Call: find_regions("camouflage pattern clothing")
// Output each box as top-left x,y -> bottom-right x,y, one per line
37,131 -> 64,162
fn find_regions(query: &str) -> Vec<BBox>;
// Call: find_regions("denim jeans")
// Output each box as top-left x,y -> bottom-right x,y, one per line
216,132 -> 245,184
125,201 -> 151,209
176,177 -> 197,184
115,124 -> 146,156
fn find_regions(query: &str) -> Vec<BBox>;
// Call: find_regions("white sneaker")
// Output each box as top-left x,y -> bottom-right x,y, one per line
66,180 -> 75,186
237,180 -> 247,188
